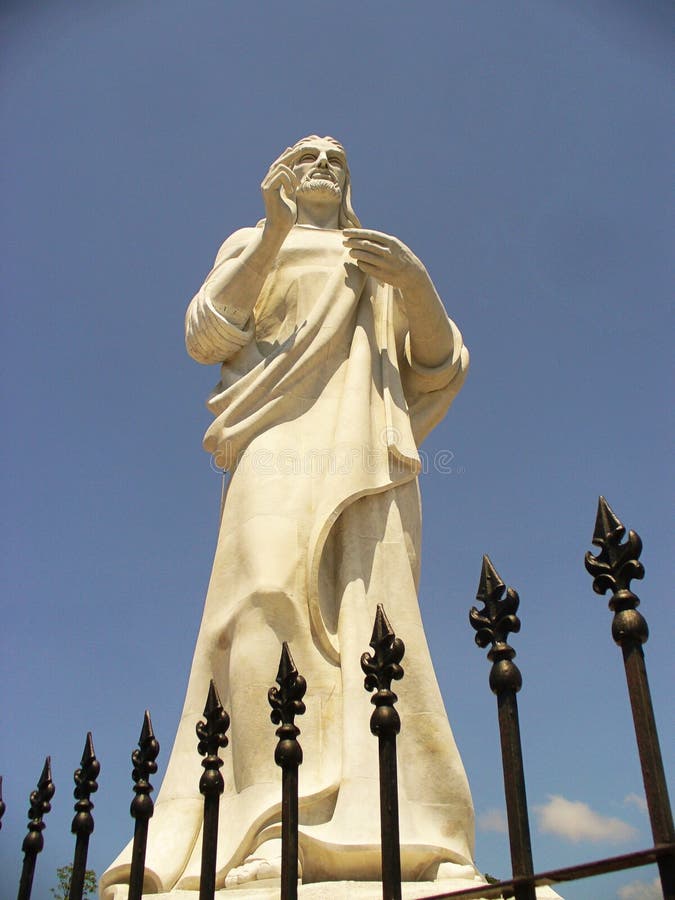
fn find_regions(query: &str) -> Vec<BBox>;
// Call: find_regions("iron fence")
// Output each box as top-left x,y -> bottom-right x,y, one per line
5,497 -> 674,900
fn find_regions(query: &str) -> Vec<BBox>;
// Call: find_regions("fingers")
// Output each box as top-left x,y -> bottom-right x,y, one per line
269,146 -> 298,169
343,232 -> 397,280
342,238 -> 390,257
346,227 -> 423,286
352,258 -> 386,279
344,229 -> 423,290
261,163 -> 296,188
349,254 -> 393,283
348,248 -> 391,268
343,228 -> 396,247
344,230 -> 399,283
261,164 -> 297,196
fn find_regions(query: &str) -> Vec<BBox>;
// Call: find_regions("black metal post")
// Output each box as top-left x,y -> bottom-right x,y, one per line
470,556 -> 535,900
268,642 -> 307,900
196,679 -> 230,900
585,496 -> 675,899
17,757 -> 55,900
128,711 -> 160,900
68,733 -> 100,900
0,775 -> 5,829
361,604 -> 404,900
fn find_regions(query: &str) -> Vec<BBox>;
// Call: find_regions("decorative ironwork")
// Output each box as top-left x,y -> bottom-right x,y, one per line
361,604 -> 405,698
470,557 -> 534,900
470,555 -> 522,695
361,604 -> 404,900
128,710 -> 160,900
131,711 -> 160,816
269,642 -> 306,900
17,756 -> 55,900
585,495 -> 647,644
4,496 -> 674,900
585,497 -> 675,898
196,680 -> 230,900
69,732 -> 100,900
269,641 -> 307,766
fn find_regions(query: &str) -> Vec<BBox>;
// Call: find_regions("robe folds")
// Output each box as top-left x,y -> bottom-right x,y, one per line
101,224 -> 473,895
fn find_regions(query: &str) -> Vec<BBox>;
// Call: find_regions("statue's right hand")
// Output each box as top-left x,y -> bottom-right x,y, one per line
261,162 -> 298,238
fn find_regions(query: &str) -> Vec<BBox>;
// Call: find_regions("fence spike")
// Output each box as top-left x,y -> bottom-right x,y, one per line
269,642 -> 306,900
585,496 -> 645,601
68,732 -> 100,900
585,497 -> 675,897
269,643 -> 307,738
591,493 -> 625,546
470,560 -> 534,900
361,605 -> 404,900
362,604 -> 405,697
196,679 -> 230,900
128,711 -> 159,900
17,756 -> 55,900
471,555 -> 521,671
476,553 -> 506,602
0,775 -> 5,830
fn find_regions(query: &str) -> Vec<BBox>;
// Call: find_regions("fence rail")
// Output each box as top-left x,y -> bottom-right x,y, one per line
5,497 -> 674,900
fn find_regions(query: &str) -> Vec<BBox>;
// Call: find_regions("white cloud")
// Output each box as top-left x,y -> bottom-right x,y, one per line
477,808 -> 508,834
623,792 -> 648,814
534,795 -> 637,844
617,876 -> 661,899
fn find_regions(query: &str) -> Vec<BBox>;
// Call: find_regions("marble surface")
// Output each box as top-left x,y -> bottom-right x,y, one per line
104,878 -> 563,900
101,136 -> 475,897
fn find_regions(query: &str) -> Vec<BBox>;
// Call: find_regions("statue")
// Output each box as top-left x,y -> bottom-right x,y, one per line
101,136 -> 478,896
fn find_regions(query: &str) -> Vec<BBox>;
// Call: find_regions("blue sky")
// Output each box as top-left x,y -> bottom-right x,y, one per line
1,2 -> 672,899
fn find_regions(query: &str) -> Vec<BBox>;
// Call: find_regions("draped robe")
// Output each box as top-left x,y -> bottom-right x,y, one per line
101,223 -> 474,894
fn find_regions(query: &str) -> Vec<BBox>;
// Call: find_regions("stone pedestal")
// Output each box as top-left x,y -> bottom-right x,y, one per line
104,878 -> 563,899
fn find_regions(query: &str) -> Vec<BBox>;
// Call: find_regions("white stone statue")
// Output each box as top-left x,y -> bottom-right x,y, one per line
101,135 -> 483,897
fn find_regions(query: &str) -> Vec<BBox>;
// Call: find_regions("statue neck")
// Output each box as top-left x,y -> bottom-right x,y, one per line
296,197 -> 341,230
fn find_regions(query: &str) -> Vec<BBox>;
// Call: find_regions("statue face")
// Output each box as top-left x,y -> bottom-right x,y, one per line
292,138 -> 347,199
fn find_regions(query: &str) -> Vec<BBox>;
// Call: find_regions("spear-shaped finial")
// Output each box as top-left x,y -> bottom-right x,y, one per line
72,732 -> 100,837
361,604 -> 405,699
0,775 -> 5,830
585,496 -> 645,603
196,680 -> 230,900
269,642 -> 307,767
476,553 -> 506,603
130,710 -> 159,821
17,757 -> 55,900
196,680 -> 230,762
591,494 -> 624,546
470,555 -> 522,689
23,757 -> 55,854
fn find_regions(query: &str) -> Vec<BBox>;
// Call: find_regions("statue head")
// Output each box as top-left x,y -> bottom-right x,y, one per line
274,135 -> 361,229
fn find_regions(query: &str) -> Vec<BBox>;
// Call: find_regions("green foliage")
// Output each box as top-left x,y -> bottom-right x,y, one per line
51,864 -> 97,900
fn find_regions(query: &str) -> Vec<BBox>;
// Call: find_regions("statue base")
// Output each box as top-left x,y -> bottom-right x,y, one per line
104,880 -> 563,899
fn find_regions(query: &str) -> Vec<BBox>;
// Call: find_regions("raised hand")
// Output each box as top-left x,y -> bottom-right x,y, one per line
343,228 -> 428,292
261,154 -> 299,238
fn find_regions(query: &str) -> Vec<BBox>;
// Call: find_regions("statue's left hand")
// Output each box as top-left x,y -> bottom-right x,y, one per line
343,229 -> 427,292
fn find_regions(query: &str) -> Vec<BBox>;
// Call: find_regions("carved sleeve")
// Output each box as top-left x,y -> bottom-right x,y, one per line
185,231 -> 256,365
403,317 -> 469,393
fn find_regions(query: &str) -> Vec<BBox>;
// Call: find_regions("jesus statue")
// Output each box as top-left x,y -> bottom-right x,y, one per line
101,135 -> 480,896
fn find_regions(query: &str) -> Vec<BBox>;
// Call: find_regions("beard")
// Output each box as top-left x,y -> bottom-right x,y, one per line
297,174 -> 342,201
